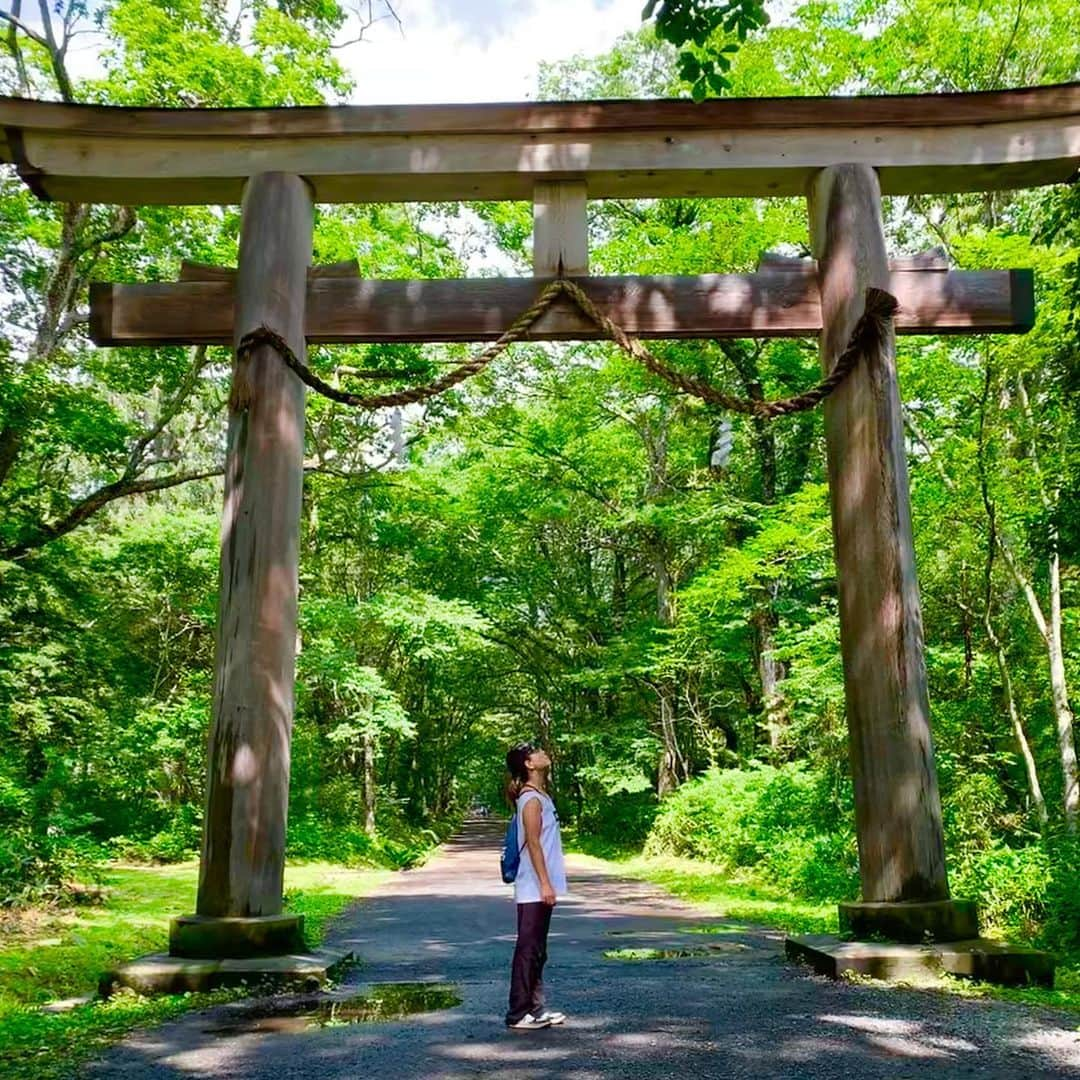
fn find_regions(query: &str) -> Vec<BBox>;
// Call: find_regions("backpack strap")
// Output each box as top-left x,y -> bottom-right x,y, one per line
516,786 -> 544,852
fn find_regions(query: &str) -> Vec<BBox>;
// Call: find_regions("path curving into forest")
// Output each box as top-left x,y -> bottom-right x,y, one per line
87,820 -> 1080,1079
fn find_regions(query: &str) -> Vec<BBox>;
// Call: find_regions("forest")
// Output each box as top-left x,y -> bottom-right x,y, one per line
1,0 -> 1079,1046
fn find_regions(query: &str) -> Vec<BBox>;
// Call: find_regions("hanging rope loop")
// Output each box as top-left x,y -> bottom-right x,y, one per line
234,280 -> 898,417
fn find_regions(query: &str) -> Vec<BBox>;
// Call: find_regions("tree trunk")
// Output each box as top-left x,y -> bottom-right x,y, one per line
657,690 -> 681,798
991,373 -> 1079,832
984,611 -> 1048,826
1048,546 -> 1079,830
644,411 -> 685,797
725,341 -> 790,756
1014,373 -> 1078,830
362,732 -> 377,836
654,546 -> 684,797
911,394 -> 1051,831
752,581 -> 789,758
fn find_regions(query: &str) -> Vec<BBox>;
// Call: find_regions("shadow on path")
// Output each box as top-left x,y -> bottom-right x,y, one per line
85,819 -> 1080,1079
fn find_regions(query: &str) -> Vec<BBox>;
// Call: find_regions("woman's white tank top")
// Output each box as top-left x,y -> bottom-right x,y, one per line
514,788 -> 567,903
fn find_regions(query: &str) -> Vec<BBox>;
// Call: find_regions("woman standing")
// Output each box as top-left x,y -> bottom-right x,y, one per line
505,742 -> 567,1030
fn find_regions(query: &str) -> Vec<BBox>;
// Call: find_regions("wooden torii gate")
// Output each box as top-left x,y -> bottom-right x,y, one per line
3,83 -> 1076,990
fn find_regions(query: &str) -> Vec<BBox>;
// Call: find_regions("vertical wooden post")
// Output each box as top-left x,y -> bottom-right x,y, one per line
533,180 -> 588,277
190,172 -> 312,941
808,165 -> 973,938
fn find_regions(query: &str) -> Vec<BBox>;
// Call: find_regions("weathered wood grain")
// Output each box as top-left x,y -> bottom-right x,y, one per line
196,172 -> 312,919
533,181 -> 588,277
759,248 -> 951,272
2,84 -> 1077,204
89,268 -> 1034,346
809,164 -> 950,904
179,259 -> 358,281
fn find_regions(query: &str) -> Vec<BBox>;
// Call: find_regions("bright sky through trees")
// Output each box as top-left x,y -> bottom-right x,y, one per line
346,0 -> 644,102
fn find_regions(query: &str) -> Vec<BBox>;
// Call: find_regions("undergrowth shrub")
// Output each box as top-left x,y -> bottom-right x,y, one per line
576,790 -> 658,854
1041,834 -> 1080,956
759,831 -> 859,901
950,841 -> 1051,941
0,822 -> 106,906
287,813 -> 382,865
286,810 -> 454,869
108,804 -> 203,864
643,765 -> 858,901
949,833 -> 1080,958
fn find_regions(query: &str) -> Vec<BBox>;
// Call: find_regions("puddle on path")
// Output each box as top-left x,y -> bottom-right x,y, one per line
680,924 -> 749,936
202,982 -> 461,1036
603,944 -> 750,961
606,928 -> 682,937
606,924 -> 749,938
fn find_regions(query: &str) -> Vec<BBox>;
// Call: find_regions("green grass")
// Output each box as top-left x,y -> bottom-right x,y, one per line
939,966 -> 1080,1013
573,850 -> 1080,1015
0,860 -> 390,1080
572,850 -> 838,936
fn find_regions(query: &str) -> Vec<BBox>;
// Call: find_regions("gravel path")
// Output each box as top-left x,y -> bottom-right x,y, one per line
85,820 -> 1080,1079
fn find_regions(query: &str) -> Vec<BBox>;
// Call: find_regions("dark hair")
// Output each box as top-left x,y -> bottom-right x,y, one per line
505,742 -> 536,806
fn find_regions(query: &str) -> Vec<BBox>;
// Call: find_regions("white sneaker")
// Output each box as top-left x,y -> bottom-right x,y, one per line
537,1010 -> 566,1025
508,1012 -> 552,1030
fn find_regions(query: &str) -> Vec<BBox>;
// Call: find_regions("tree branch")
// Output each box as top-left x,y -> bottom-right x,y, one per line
976,357 -> 1049,643
56,309 -> 89,339
334,0 -> 403,48
34,0 -> 73,101
125,345 -> 211,477
1014,370 -> 1053,513
1,1 -> 32,93
0,5 -> 48,50
990,0 -> 1027,88
73,205 -> 138,260
4,466 -> 224,560
903,405 -> 957,493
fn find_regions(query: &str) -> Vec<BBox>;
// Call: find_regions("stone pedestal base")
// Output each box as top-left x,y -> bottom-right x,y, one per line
169,913 -> 306,958
786,934 -> 1054,987
104,947 -> 352,997
838,899 -> 979,943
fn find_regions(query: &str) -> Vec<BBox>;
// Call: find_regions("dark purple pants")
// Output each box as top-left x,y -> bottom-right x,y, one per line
506,901 -> 553,1024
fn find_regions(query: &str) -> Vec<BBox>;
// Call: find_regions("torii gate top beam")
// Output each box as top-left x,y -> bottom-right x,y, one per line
1,83 -> 1078,205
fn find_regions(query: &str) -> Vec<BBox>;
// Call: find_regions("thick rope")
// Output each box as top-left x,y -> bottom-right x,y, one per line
559,280 -> 899,420
234,280 -> 898,417
235,280 -> 567,410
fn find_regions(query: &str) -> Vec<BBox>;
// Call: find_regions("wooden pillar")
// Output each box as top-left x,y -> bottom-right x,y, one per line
533,180 -> 588,277
808,165 -> 964,927
193,172 -> 312,929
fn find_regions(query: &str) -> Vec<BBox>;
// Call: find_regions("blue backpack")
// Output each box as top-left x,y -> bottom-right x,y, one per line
500,813 -> 526,883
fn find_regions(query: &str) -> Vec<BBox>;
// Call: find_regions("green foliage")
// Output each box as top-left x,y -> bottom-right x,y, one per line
644,765 -> 859,901
1041,835 -> 1080,956
952,842 -> 1052,942
0,822 -> 107,907
643,0 -> 769,99
108,805 -> 203,864
600,850 -> 839,935
95,0 -> 352,106
572,789 -> 659,854
285,811 -> 445,869
0,861 -> 387,1080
